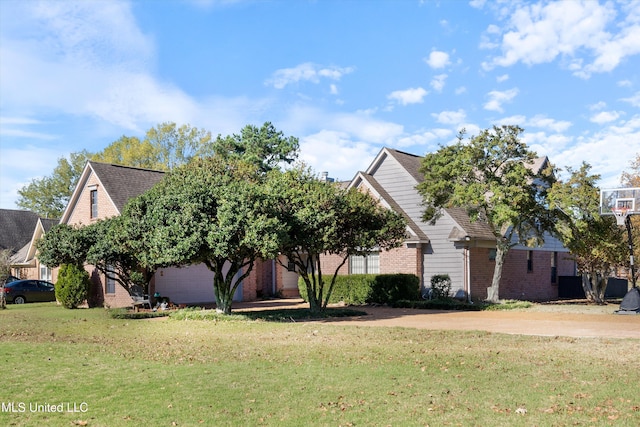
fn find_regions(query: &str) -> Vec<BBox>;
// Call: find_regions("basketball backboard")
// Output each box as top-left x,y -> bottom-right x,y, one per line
600,187 -> 640,216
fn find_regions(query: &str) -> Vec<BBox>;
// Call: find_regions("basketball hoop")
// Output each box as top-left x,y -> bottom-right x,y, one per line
613,208 -> 629,226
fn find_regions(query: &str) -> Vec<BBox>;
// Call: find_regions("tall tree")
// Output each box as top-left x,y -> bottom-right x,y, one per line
210,122 -> 299,172
36,223 -> 93,268
548,163 -> 627,303
91,135 -> 159,170
270,166 -> 406,314
17,150 -> 93,218
144,122 -> 213,170
417,125 -> 556,302
121,157 -> 285,314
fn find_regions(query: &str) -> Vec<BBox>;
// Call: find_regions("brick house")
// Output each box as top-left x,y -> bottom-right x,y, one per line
1,209 -> 58,282
60,161 -> 283,308
317,147 -> 576,302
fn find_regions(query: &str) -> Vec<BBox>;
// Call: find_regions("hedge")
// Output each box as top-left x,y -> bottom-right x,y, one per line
298,273 -> 420,305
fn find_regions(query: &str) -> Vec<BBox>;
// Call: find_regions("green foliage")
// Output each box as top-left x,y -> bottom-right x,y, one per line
548,163 -> 627,302
210,122 -> 299,172
36,223 -> 94,268
368,274 -> 420,304
417,125 -> 556,302
482,300 -> 534,310
430,274 -> 452,299
55,264 -> 90,309
17,151 -> 92,218
298,274 -> 420,305
393,299 -> 483,311
273,166 -> 407,313
108,308 -> 171,319
121,156 -> 286,314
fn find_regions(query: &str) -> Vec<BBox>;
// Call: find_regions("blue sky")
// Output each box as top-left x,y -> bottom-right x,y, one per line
1,0 -> 639,210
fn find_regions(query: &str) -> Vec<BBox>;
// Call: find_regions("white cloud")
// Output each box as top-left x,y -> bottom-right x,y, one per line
481,0 -> 640,78
618,79 -> 633,88
432,109 -> 466,125
424,50 -> 451,69
430,74 -> 448,92
621,92 -> 640,107
483,88 -> 519,113
265,62 -> 355,89
590,110 -> 621,124
396,128 -> 453,148
454,86 -> 467,95
388,87 -> 428,105
299,130 -> 380,181
496,74 -> 509,82
527,115 -> 572,133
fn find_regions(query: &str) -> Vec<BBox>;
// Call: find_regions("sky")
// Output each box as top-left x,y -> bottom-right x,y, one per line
1,0 -> 639,210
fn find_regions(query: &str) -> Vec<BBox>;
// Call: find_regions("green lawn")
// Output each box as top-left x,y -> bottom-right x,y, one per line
1,303 -> 639,426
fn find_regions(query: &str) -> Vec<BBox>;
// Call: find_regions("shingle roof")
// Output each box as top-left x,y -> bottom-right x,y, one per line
385,148 -> 424,183
0,209 -> 40,254
89,162 -> 165,212
446,207 -> 496,241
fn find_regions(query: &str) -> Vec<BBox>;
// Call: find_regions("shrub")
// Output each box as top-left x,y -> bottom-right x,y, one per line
368,274 -> 420,304
298,274 -> 420,305
393,299 -> 482,311
55,264 -> 90,309
298,274 -> 376,305
430,274 -> 452,300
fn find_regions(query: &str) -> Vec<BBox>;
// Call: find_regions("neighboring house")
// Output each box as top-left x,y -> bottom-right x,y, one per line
10,217 -> 59,282
60,161 -> 280,308
0,209 -> 58,281
319,147 -> 576,302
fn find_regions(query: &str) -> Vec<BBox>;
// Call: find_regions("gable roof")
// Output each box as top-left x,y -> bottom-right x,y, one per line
0,209 -> 40,254
357,147 -> 551,244
88,162 -> 165,212
11,217 -> 62,266
61,162 -> 165,223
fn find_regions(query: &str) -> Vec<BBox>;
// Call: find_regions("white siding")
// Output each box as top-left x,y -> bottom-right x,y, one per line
372,151 -> 466,293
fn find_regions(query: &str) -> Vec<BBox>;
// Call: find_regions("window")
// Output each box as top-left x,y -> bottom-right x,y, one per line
349,252 -> 380,274
551,251 -> 558,284
527,250 -> 533,272
488,249 -> 496,261
106,265 -> 116,294
90,189 -> 98,218
40,264 -> 52,281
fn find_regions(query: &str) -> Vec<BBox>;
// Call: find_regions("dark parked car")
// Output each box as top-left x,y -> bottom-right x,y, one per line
2,275 -> 19,285
2,279 -> 56,304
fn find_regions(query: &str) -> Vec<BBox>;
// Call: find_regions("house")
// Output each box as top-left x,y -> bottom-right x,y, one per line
60,161 -> 278,308
0,209 -> 58,281
317,147 -> 576,302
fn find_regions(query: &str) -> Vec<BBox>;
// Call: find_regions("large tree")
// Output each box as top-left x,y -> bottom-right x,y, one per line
121,157 -> 285,314
417,125 -> 556,302
209,122 -> 299,172
17,151 -> 93,218
36,223 -> 94,268
270,166 -> 406,314
548,163 -> 627,303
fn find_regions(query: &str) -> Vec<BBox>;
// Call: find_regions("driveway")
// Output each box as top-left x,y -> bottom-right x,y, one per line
236,299 -> 640,339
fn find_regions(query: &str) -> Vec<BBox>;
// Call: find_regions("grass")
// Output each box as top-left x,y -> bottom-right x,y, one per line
1,303 -> 639,426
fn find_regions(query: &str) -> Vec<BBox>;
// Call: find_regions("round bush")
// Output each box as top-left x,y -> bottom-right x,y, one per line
56,264 -> 90,309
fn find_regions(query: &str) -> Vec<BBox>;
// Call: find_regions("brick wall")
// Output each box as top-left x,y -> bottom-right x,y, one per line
470,247 -> 575,301
67,174 -> 119,226
380,245 -> 421,277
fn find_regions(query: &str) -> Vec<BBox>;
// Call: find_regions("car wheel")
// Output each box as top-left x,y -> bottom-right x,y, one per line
14,296 -> 26,304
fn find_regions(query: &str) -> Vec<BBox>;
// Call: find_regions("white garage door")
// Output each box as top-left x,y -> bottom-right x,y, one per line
154,263 -> 243,304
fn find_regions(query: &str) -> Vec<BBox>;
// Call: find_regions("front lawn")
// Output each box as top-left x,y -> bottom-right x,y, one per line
1,303 -> 638,426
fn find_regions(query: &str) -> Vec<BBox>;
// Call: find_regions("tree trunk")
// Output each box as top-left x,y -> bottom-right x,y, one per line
581,272 -> 605,305
486,241 -> 509,303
